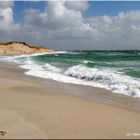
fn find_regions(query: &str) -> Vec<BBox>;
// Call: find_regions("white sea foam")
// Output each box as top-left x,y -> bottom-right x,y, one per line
0,53 -> 140,98
65,65 -> 140,97
43,51 -> 80,55
0,55 -> 21,63
82,60 -> 93,64
43,51 -> 68,54
19,60 -> 140,98
43,63 -> 62,72
0,51 -> 68,61
20,63 -> 44,71
0,51 -> 77,64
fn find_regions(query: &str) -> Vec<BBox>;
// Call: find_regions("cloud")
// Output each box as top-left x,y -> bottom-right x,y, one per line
0,1 -> 14,8
46,1 -> 85,30
24,8 -> 47,28
21,1 -> 91,43
0,1 -> 140,50
0,1 -> 19,37
87,10 -> 140,50
0,1 -> 14,31
65,1 -> 89,11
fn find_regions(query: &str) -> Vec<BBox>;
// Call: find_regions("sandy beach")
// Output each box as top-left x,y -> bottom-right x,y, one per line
0,62 -> 140,139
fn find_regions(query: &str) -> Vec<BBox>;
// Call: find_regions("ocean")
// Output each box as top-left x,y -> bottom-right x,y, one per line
1,51 -> 140,98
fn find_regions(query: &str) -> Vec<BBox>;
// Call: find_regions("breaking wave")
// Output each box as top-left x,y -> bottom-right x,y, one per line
65,65 -> 140,97
0,51 -> 140,98
20,60 -> 140,98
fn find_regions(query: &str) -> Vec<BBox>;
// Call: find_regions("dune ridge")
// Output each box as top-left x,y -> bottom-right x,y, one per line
0,41 -> 53,54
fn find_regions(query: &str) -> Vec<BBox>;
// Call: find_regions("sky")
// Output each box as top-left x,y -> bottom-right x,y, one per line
0,1 -> 140,50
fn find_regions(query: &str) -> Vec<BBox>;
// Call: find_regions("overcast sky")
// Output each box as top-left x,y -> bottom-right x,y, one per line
0,1 -> 140,50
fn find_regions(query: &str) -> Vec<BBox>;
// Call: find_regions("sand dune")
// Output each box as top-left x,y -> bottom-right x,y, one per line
0,42 -> 53,55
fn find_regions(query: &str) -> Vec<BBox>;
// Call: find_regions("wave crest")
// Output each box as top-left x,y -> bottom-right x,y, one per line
0,53 -> 140,98
65,65 -> 140,97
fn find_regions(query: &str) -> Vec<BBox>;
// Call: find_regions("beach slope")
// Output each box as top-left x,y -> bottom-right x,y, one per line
0,62 -> 140,139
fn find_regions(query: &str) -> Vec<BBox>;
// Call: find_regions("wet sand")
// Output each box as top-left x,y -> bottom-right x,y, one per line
0,62 -> 140,139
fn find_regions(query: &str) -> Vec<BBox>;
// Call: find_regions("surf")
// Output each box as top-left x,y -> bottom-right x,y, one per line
0,51 -> 140,98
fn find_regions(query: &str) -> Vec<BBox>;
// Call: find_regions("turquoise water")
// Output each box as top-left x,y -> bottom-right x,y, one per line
1,51 -> 140,97
31,51 -> 140,78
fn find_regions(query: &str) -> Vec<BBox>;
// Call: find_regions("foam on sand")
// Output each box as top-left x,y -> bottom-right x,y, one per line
20,60 -> 140,98
0,52 -> 140,98
65,65 -> 140,97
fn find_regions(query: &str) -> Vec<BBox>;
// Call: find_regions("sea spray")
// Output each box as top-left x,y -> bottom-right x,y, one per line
0,51 -> 140,98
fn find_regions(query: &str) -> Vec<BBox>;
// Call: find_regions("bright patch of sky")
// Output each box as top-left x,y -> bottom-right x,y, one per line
1,1 -> 140,50
13,1 -> 140,21
84,1 -> 140,17
13,1 -> 46,22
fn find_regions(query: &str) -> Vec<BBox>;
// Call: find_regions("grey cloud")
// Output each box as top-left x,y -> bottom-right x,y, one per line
0,1 -> 14,8
65,1 -> 89,11
0,1 -> 14,28
24,8 -> 47,27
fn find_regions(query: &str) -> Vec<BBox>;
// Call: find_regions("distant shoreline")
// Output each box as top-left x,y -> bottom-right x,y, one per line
0,41 -> 139,54
62,50 -> 140,52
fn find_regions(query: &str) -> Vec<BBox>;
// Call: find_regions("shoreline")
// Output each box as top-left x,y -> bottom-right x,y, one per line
0,61 -> 140,139
2,61 -> 140,112
1,51 -> 140,100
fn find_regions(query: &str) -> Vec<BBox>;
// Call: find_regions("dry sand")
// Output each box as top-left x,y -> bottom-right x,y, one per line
0,62 -> 140,139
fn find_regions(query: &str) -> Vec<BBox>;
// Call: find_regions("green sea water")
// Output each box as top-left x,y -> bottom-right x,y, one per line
31,51 -> 140,79
1,51 -> 140,97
